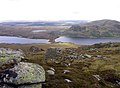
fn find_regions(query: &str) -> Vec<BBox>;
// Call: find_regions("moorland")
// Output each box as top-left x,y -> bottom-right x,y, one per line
0,19 -> 120,88
0,42 -> 120,88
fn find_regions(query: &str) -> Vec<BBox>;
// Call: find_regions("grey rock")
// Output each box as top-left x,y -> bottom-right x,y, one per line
64,63 -> 71,67
49,67 -> 55,72
93,75 -> 101,81
29,46 -> 44,53
47,70 -> 55,75
0,48 -> 24,67
63,70 -> 70,74
96,55 -> 103,58
116,80 -> 120,85
0,84 -> 14,88
64,79 -> 72,83
3,62 -> 45,85
45,47 -> 64,60
84,54 -> 92,58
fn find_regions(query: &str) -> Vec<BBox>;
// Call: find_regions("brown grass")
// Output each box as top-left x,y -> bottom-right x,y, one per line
0,43 -> 120,88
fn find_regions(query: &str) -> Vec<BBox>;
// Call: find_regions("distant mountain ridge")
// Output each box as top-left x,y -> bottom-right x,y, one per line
63,19 -> 120,38
0,20 -> 87,26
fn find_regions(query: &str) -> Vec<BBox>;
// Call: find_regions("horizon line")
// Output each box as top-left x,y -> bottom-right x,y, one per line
0,19 -> 119,23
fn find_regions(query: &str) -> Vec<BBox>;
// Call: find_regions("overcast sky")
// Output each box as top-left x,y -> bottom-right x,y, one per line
0,0 -> 120,22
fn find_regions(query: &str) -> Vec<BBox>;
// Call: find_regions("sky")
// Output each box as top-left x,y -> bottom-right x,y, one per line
0,0 -> 120,22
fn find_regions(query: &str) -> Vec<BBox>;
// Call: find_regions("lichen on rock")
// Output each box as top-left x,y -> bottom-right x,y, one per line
3,62 -> 45,85
0,48 -> 24,67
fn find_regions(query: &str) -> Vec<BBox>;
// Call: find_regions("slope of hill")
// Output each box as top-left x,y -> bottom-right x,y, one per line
63,19 -> 120,38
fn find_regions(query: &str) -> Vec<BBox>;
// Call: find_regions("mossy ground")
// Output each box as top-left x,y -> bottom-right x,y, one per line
0,42 -> 120,88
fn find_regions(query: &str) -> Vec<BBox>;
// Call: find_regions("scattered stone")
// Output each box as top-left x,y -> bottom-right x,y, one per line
64,79 -> 72,83
88,48 -> 98,52
116,80 -> 120,85
45,47 -> 95,61
64,63 -> 71,67
54,61 -> 60,64
49,67 -> 55,72
63,70 -> 70,74
47,70 -> 55,75
45,47 -> 78,60
67,55 -> 78,59
65,48 -> 77,55
93,75 -> 101,81
84,54 -> 92,58
95,55 -> 103,58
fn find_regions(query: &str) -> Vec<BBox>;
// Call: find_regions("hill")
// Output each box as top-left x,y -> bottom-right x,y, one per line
63,19 -> 120,38
0,20 -> 87,26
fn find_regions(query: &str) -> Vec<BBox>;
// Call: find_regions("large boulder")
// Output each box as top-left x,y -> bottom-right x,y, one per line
2,62 -> 45,85
29,46 -> 44,53
45,47 -> 64,60
0,48 -> 24,67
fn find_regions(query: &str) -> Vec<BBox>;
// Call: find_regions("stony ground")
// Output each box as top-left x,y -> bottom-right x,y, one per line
0,42 -> 120,88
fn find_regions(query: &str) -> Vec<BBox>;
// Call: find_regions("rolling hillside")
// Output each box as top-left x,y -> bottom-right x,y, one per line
63,19 -> 120,38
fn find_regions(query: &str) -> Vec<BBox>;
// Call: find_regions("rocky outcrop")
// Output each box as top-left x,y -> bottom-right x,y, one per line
0,48 -> 45,88
45,47 -> 64,60
29,46 -> 44,53
3,62 -> 45,85
0,48 -> 24,67
44,47 -> 93,60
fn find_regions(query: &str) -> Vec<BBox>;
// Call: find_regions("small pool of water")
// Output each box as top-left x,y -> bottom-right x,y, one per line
32,30 -> 47,33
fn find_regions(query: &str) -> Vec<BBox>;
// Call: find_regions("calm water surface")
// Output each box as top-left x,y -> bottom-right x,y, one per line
32,30 -> 47,33
0,36 -> 120,45
0,36 -> 49,44
55,36 -> 120,45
